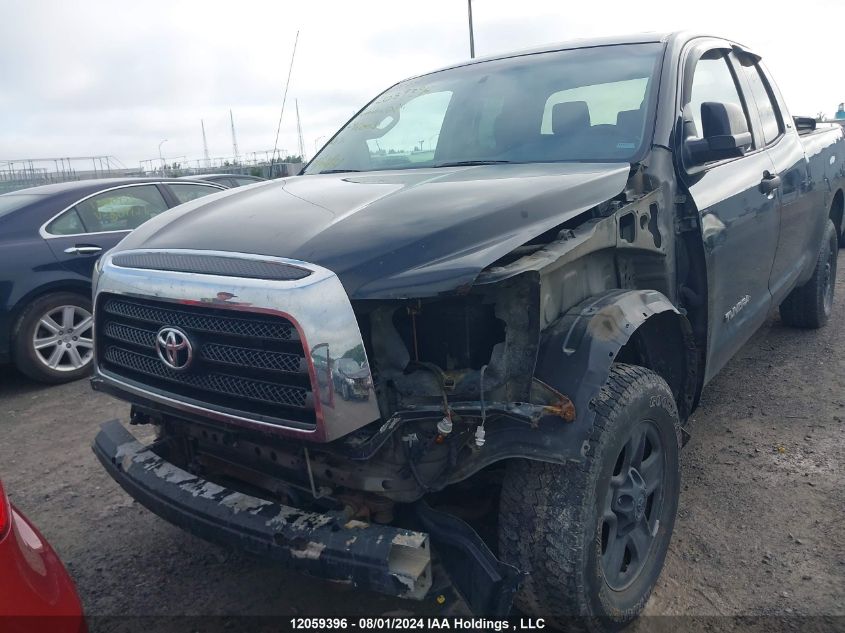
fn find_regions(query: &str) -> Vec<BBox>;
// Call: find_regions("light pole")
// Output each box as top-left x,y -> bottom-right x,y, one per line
158,139 -> 168,171
467,0 -> 475,58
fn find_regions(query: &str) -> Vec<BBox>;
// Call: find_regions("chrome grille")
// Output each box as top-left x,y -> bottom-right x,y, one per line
97,294 -> 315,426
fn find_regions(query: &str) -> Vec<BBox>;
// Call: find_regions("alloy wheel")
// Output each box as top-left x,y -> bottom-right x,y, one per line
31,305 -> 94,372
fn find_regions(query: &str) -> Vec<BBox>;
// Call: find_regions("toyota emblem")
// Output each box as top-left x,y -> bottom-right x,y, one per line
155,326 -> 193,370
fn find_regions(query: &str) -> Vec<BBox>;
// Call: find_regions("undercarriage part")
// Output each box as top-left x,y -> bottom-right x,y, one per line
411,501 -> 523,617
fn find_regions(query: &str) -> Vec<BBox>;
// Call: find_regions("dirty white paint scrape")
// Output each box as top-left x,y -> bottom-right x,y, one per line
219,492 -> 273,515
290,541 -> 326,560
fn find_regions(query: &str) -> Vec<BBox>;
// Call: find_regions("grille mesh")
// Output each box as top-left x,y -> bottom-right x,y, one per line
101,321 -> 302,374
203,343 -> 302,373
103,322 -> 156,348
103,298 -> 296,341
104,347 -> 308,409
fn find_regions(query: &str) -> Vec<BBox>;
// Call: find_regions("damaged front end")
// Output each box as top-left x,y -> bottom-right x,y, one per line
90,155 -> 678,615
90,251 -> 544,614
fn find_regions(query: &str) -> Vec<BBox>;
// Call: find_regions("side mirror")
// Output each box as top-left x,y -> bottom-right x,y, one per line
685,102 -> 752,165
793,116 -> 816,133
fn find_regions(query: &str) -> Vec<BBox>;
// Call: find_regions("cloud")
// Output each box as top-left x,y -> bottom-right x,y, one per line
0,0 -> 841,165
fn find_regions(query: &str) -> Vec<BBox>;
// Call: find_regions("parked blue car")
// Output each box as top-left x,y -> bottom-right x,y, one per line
0,177 -> 226,382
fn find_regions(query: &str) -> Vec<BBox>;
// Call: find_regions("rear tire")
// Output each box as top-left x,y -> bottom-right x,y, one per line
12,291 -> 94,384
499,364 -> 681,632
780,220 -> 837,329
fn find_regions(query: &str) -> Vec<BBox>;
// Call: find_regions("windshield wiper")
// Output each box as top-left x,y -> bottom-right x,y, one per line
433,160 -> 512,168
318,169 -> 361,174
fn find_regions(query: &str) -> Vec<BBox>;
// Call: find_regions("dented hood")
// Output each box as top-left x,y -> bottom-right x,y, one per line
116,163 -> 630,298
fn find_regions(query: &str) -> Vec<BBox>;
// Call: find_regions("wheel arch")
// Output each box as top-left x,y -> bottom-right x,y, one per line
9,280 -> 92,340
535,289 -> 698,422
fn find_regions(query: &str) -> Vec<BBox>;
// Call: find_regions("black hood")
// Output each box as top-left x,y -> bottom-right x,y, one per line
116,163 -> 630,299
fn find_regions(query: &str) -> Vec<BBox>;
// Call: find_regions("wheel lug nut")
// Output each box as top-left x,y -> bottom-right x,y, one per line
66,343 -> 71,348
72,336 -> 78,341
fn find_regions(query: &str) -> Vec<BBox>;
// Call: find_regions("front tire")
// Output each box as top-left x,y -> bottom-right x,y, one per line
780,220 -> 837,329
499,364 -> 681,632
12,291 -> 94,384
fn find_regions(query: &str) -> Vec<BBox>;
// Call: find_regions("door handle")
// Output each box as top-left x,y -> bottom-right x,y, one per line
64,245 -> 103,255
760,171 -> 781,195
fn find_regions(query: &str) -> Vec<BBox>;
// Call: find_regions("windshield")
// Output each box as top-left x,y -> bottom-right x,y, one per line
305,43 -> 662,175
0,193 -> 44,219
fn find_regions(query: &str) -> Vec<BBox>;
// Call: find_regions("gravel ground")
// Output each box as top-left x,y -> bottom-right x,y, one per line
1,270 -> 843,632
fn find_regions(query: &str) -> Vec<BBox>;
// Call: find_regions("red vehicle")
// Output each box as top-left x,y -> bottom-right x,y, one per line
0,479 -> 86,633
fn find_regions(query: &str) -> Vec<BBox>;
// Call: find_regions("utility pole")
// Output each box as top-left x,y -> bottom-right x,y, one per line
230,109 -> 240,164
158,139 -> 168,171
295,99 -> 305,161
201,120 -> 210,167
467,0 -> 475,58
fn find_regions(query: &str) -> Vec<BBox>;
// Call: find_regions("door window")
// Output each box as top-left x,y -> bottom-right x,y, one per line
58,185 -> 169,234
168,182 -> 223,203
46,208 -> 86,235
740,64 -> 783,145
46,185 -> 168,235
686,53 -> 751,146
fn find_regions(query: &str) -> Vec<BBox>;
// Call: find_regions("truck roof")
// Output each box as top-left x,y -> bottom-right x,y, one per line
421,32 -> 749,78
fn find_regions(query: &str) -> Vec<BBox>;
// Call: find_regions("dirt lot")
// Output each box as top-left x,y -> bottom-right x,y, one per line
1,273 -> 844,632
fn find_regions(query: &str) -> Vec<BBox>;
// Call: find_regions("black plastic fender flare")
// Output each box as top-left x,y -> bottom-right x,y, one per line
532,289 -> 686,460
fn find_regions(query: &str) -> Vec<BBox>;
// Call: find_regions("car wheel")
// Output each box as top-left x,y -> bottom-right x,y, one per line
780,219 -> 837,329
13,291 -> 94,384
499,364 -> 681,632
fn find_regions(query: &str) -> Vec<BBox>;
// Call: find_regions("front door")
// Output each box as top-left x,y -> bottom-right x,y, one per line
679,48 -> 781,381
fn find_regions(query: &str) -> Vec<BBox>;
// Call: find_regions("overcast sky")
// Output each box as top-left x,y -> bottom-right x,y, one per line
0,0 -> 841,168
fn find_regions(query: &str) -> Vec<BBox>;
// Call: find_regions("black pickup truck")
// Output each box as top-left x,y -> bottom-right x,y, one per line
91,32 -> 844,629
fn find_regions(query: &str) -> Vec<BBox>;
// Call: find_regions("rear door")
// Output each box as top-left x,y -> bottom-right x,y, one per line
737,60 -> 820,302
678,43 -> 781,381
44,183 -> 170,278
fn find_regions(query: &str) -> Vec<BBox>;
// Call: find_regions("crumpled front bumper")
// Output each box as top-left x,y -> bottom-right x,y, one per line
92,419 -> 432,600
